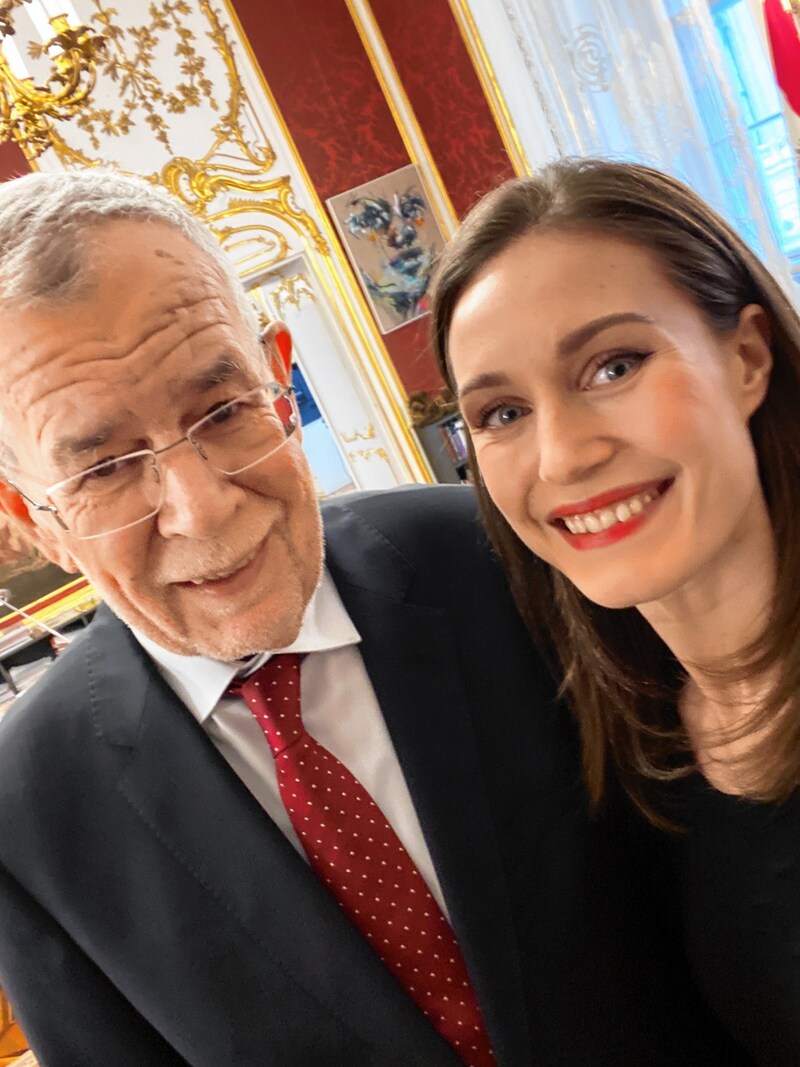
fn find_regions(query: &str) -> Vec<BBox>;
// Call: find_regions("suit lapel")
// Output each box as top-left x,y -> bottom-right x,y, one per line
86,609 -> 460,1066
326,515 -> 532,1066
85,489 -> 532,1064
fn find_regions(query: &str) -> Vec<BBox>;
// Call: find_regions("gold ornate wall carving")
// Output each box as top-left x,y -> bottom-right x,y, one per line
2,0 -> 325,271
0,0 -> 433,487
0,5 -> 105,160
340,425 -> 377,443
269,272 -> 316,317
347,447 -> 390,465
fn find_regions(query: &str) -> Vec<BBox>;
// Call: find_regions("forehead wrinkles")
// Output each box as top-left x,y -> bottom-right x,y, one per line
6,303 -> 253,472
9,283 -> 241,401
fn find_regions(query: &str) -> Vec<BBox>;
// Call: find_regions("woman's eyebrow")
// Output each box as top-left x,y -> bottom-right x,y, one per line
556,313 -> 655,358
457,371 -> 512,401
457,312 -> 656,400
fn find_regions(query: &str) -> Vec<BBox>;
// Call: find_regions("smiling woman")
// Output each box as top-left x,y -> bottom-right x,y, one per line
431,158 -> 800,1065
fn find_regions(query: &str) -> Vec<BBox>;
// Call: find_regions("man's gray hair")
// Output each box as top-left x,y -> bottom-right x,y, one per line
0,169 -> 261,475
0,168 -> 258,333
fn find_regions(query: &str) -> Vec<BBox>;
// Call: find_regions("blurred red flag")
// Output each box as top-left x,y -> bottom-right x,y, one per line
763,0 -> 800,164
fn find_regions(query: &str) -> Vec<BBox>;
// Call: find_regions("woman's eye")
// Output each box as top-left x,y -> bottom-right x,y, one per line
589,351 -> 650,387
480,403 -> 528,429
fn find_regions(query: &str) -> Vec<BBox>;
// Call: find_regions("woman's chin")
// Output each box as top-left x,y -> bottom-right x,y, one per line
569,577 -> 672,612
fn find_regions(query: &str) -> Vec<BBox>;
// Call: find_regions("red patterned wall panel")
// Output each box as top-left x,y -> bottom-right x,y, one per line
231,0 -> 408,201
230,0 -> 465,394
381,317 -> 443,395
0,141 -> 30,184
368,0 -> 515,218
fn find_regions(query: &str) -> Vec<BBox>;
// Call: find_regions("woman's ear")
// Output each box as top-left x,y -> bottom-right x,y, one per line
731,304 -> 772,420
0,482 -> 79,573
259,320 -> 292,384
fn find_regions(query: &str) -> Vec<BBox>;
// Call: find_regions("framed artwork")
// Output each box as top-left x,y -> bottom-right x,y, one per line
327,164 -> 447,334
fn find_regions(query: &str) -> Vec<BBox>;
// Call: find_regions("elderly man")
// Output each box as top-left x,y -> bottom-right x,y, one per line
0,172 -> 747,1067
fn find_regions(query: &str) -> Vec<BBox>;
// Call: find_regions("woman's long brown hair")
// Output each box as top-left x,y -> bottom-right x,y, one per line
430,158 -> 800,825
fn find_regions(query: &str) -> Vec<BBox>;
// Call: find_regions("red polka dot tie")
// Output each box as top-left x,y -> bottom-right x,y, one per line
234,653 -> 495,1066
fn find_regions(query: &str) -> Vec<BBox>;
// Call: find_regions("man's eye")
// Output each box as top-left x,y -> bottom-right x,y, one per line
480,403 -> 528,429
203,396 -> 254,427
206,402 -> 237,426
74,453 -> 144,493
83,456 -> 128,480
590,351 -> 651,386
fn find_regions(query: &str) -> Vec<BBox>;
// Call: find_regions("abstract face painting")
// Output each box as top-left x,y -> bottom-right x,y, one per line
328,164 -> 446,333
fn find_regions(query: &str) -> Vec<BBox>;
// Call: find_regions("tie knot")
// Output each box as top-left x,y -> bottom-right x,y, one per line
236,652 -> 303,755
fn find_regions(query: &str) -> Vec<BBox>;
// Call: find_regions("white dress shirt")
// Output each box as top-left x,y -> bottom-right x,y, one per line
134,570 -> 448,915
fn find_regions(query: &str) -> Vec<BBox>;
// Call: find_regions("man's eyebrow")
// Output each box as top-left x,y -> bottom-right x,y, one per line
177,354 -> 249,396
456,313 -> 656,401
51,424 -> 115,470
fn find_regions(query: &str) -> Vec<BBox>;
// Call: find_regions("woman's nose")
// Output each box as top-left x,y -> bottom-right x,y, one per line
535,399 -> 617,487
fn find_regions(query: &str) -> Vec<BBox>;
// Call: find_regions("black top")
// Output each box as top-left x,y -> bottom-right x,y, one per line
670,775 -> 800,1066
0,485 -> 754,1066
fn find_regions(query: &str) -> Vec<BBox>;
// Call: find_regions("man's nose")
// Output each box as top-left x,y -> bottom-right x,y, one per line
155,442 -> 244,539
535,399 -> 616,487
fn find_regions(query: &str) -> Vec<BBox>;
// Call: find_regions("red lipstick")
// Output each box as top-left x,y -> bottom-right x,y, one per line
552,479 -> 673,551
548,480 -> 667,523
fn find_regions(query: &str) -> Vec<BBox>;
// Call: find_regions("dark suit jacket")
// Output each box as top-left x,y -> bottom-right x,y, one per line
0,486 -> 748,1065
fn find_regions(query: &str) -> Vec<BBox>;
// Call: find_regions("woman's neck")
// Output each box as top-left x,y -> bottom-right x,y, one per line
636,497 -> 778,792
637,496 -> 776,707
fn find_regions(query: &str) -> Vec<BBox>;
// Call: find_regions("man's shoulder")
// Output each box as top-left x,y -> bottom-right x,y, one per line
324,483 -> 478,520
0,609 -> 136,780
321,484 -> 516,613
322,484 -> 485,567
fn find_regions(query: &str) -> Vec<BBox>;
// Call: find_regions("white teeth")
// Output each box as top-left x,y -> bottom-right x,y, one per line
190,571 -> 233,585
187,548 -> 258,585
598,508 -> 617,531
560,486 -> 664,536
564,515 -> 587,534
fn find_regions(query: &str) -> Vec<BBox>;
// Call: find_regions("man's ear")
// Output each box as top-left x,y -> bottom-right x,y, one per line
731,304 -> 773,420
0,482 -> 79,573
260,320 -> 292,384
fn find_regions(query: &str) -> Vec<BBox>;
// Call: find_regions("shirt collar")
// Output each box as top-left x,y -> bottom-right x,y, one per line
132,569 -> 361,724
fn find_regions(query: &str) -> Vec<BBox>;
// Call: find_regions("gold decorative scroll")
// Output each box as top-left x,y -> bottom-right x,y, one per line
407,388 -> 458,428
347,447 -> 390,465
211,228 -> 289,274
269,272 -> 315,317
0,8 -> 105,160
340,425 -> 377,443
0,0 -> 326,258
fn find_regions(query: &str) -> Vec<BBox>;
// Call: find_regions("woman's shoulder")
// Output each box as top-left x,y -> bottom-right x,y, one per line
670,779 -> 800,1066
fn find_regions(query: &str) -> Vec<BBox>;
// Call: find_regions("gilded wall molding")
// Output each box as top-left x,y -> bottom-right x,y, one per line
268,272 -> 316,317
0,0 -> 326,261
347,447 -> 390,465
0,7 -> 105,160
447,0 -> 530,176
340,425 -> 377,443
0,0 -> 434,486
